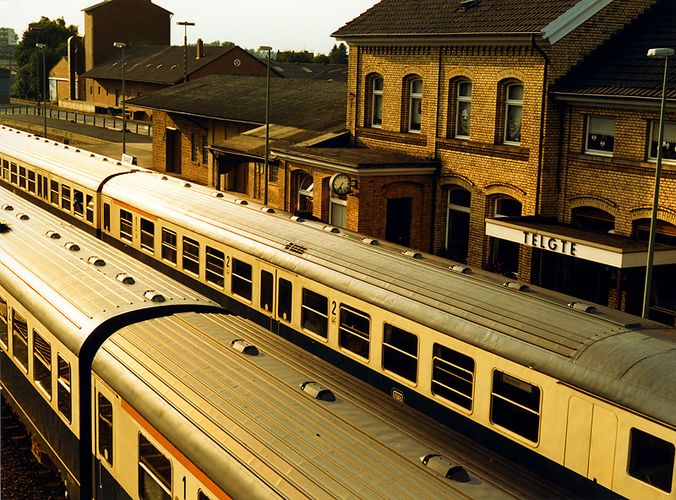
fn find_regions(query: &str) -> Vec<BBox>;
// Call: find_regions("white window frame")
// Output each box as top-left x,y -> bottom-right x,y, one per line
408,78 -> 423,133
329,195 -> 347,228
455,80 -> 472,139
585,115 -> 615,156
648,119 -> 676,164
370,76 -> 383,128
504,83 -> 523,145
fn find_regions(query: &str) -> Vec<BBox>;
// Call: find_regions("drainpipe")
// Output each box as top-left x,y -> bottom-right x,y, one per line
431,47 -> 443,253
531,34 -> 549,216
353,46 -> 361,143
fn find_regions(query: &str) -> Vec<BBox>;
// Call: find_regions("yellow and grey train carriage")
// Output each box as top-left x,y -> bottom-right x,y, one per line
2,126 -> 676,498
0,190 -> 559,499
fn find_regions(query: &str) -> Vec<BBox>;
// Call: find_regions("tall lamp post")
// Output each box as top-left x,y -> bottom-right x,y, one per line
113,41 -> 127,155
642,47 -> 674,319
258,45 -> 272,205
177,21 -> 195,83
35,43 -> 47,138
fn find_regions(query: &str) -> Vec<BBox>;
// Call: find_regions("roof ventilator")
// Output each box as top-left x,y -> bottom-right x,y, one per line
87,256 -> 106,266
503,281 -> 530,292
46,230 -> 61,239
211,192 -> 225,198
260,207 -> 275,214
285,242 -> 307,255
230,339 -> 259,356
16,213 -> 29,220
2,204 -> 13,210
161,176 -> 168,180
290,215 -> 305,223
323,226 -> 340,234
184,182 -> 191,188
300,381 -> 335,401
102,157 -> 108,161
116,273 -> 135,285
362,237 -> 379,245
143,290 -> 165,302
420,454 -> 471,482
402,250 -> 423,259
64,242 -> 80,252
234,199 -> 248,205
450,264 -> 471,274
568,301 -> 597,313
0,222 -> 10,233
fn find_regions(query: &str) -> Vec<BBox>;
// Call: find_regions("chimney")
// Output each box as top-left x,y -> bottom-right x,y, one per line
196,38 -> 204,59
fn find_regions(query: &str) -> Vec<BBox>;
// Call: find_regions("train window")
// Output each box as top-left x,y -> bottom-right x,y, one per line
382,324 -> 418,383
19,166 -> 27,189
10,162 -> 17,184
73,190 -> 84,218
139,434 -> 172,500
490,370 -> 540,443
161,228 -> 177,264
205,246 -> 224,287
86,195 -> 94,223
98,393 -> 114,466
37,173 -> 43,197
61,185 -> 71,212
103,203 -> 111,231
301,288 -> 328,338
260,270 -> 273,312
182,237 -> 200,276
232,258 -> 252,300
628,428 -> 674,493
12,310 -> 29,371
120,209 -> 133,242
2,159 -> 8,180
28,170 -> 36,193
339,305 -> 370,359
50,180 -> 59,206
0,296 -> 8,350
140,218 -> 155,253
431,344 -> 474,410
57,354 -> 72,423
33,330 -> 52,399
278,278 -> 293,323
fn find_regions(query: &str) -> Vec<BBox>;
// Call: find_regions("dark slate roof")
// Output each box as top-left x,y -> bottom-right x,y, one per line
127,74 -> 347,131
83,0 -> 172,14
270,62 -> 347,81
332,0 -> 580,38
553,0 -> 676,99
82,45 -> 245,85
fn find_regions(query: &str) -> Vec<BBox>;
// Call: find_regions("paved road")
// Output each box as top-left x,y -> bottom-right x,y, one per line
0,112 -> 154,168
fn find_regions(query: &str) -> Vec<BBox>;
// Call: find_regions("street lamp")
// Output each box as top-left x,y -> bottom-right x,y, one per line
258,45 -> 272,205
113,41 -> 127,155
35,43 -> 47,138
642,47 -> 674,319
177,21 -> 195,83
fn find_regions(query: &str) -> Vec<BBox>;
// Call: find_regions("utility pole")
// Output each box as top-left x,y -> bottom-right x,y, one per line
177,21 -> 195,83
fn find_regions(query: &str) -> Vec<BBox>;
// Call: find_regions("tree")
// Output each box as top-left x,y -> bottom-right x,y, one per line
328,43 -> 348,64
13,17 -> 78,99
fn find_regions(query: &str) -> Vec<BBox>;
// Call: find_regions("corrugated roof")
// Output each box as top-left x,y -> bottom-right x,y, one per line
553,0 -> 676,99
82,44 -> 248,85
128,74 -> 347,131
332,0 -> 580,38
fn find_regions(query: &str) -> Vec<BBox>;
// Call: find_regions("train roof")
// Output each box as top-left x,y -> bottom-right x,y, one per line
103,172 -> 676,427
0,125 -> 139,190
0,188 -> 217,354
93,310 -> 521,499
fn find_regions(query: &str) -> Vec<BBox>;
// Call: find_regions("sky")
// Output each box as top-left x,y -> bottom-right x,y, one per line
0,0 -> 380,54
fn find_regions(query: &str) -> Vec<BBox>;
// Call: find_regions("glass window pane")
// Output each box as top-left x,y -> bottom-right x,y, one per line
260,270 -> 273,312
339,305 -> 370,359
649,120 -> 676,161
432,344 -> 474,410
161,228 -> 177,264
120,209 -> 133,242
182,237 -> 200,275
205,247 -> 225,287
278,278 -> 292,323
141,219 -> 155,253
139,434 -> 171,500
232,259 -> 252,300
33,330 -> 52,399
98,393 -> 114,465
586,116 -> 615,153
12,310 -> 29,370
490,370 -> 540,442
628,428 -> 674,493
57,354 -> 72,422
0,296 -> 8,349
301,288 -> 328,338
382,323 -> 418,382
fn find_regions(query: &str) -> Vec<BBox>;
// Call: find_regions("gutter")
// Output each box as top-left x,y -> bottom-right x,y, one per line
531,34 -> 549,216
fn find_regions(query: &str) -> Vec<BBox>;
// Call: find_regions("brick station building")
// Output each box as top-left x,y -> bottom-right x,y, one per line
332,0 -> 676,323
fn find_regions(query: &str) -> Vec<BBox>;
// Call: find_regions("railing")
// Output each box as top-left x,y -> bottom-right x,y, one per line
0,104 -> 152,136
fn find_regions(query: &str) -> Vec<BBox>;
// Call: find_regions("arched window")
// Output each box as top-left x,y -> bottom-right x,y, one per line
296,172 -> 314,217
572,207 -> 615,234
502,81 -> 523,145
402,75 -> 423,133
451,79 -> 472,138
366,74 -> 384,128
445,187 -> 471,262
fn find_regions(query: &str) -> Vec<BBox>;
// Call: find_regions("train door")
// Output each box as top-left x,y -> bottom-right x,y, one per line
256,261 -> 296,334
94,380 -> 118,498
565,397 -> 618,489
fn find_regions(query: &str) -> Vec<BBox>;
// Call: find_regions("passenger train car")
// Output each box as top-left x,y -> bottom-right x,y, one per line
0,189 -> 556,499
2,125 -> 676,498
